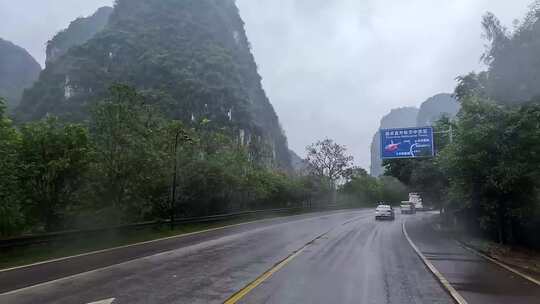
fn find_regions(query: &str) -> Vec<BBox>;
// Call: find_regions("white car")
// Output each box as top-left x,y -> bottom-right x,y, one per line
375,204 -> 395,221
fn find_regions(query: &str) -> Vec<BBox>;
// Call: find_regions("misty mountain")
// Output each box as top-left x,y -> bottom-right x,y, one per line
46,6 -> 113,66
370,107 -> 419,177
0,38 -> 41,110
289,149 -> 307,174
16,0 -> 291,169
416,93 -> 459,127
370,94 -> 461,176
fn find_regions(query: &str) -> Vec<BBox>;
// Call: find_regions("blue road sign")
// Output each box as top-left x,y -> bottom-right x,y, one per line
380,127 -> 434,160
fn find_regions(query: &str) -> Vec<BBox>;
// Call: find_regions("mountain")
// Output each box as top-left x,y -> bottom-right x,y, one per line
289,149 -> 307,174
416,93 -> 459,127
17,0 -> 291,169
369,94 -> 461,176
0,38 -> 41,110
46,6 -> 113,66
370,107 -> 419,177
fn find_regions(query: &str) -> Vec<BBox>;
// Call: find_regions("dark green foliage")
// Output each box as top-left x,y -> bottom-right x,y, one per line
0,39 -> 41,109
383,4 -> 540,248
0,98 -> 24,235
0,86 -> 318,237
475,5 -> 540,104
17,0 -> 291,170
18,117 -> 91,232
382,118 -> 452,210
340,168 -> 408,206
46,6 -> 113,65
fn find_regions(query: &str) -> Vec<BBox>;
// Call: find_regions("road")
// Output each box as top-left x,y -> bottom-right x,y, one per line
0,209 -> 539,304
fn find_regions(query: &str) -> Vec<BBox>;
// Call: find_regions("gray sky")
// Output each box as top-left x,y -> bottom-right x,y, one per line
0,0 -> 531,168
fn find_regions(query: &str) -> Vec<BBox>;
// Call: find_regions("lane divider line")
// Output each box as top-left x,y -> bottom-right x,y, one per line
224,246 -> 308,304
402,222 -> 468,304
224,230 -> 332,304
87,298 -> 115,304
1,211 -> 367,297
224,214 -> 368,304
1,209 -> 367,274
456,241 -> 540,287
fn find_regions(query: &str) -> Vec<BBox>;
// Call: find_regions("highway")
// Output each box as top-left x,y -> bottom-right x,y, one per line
1,209 -> 539,304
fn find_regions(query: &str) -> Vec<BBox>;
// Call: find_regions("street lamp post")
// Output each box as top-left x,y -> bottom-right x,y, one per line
170,129 -> 189,230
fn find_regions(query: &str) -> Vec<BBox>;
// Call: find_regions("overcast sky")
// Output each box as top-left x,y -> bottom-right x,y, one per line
0,0 -> 532,168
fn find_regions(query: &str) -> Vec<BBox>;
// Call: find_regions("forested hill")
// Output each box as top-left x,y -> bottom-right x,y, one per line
17,0 -> 291,169
370,107 -> 418,177
0,38 -> 41,110
46,6 -> 113,66
416,93 -> 459,127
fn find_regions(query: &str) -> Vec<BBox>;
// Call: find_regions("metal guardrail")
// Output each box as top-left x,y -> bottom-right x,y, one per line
0,204 -> 349,249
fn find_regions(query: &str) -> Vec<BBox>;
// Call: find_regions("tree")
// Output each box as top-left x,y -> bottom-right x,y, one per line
0,98 -> 25,236
18,116 -> 91,231
88,84 -> 172,222
306,139 -> 354,203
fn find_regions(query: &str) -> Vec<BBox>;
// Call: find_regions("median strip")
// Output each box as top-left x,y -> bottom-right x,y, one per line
402,221 -> 468,304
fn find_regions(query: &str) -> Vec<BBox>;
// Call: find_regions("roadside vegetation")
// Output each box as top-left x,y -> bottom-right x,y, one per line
0,85 -> 335,238
384,5 -> 540,249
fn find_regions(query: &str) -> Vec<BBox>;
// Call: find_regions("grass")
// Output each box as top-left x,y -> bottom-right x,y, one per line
0,209 -> 309,270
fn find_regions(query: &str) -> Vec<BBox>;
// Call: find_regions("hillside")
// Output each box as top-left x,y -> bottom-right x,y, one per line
46,6 -> 113,66
416,93 -> 459,126
0,38 -> 41,109
370,107 -> 419,177
17,0 -> 291,169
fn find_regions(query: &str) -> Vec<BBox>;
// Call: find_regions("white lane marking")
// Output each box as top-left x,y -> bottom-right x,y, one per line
0,210 -> 368,297
87,298 -> 115,304
457,241 -> 540,287
402,221 -> 468,304
1,209 -> 367,274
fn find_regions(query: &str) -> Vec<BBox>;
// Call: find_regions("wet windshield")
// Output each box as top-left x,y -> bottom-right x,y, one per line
1,1 -> 540,304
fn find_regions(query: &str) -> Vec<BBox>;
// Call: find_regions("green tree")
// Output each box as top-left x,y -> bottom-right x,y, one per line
306,139 -> 354,203
0,98 -> 25,236
18,116 -> 91,231
88,84 -> 172,222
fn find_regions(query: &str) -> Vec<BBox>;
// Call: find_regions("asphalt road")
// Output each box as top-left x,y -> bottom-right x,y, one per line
1,209 -> 538,304
406,214 -> 540,304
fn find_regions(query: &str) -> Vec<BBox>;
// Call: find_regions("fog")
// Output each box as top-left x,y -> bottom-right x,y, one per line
0,0 -> 531,168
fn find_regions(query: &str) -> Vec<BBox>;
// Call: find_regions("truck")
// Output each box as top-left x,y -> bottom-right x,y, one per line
400,201 -> 415,214
409,193 -> 424,211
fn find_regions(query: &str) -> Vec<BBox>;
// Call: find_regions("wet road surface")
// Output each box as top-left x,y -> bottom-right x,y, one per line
406,214 -> 540,304
1,209 -> 539,303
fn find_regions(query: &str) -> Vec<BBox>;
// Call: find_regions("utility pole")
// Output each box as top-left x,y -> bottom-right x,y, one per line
170,129 -> 191,230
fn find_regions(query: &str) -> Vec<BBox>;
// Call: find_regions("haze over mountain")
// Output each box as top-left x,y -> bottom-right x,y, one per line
370,107 -> 419,177
0,38 -> 41,109
16,0 -> 291,169
416,93 -> 460,127
46,6 -> 113,66
369,94 -> 460,176
0,0 -> 531,167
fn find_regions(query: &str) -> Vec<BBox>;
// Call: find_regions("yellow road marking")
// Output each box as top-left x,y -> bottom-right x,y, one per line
224,247 -> 307,304
224,214 -> 366,303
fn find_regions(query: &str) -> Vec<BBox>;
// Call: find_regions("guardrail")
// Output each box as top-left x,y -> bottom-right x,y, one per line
0,204 -> 350,249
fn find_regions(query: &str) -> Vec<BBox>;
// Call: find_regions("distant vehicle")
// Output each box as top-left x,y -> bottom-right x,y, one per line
375,204 -> 395,221
400,201 -> 415,214
409,193 -> 424,211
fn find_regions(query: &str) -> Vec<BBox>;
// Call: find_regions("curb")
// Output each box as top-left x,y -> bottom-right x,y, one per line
402,222 -> 468,304
456,240 -> 540,287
